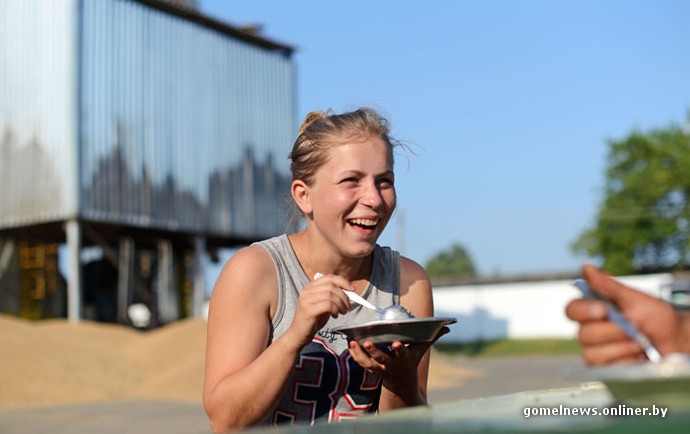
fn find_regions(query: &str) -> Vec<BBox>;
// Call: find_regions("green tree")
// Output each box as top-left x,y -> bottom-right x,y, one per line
425,243 -> 477,279
571,114 -> 690,275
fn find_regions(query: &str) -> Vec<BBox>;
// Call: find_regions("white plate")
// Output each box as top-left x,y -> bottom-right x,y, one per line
331,317 -> 457,344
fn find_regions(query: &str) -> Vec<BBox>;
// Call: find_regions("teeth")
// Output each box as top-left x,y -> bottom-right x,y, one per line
349,218 -> 378,227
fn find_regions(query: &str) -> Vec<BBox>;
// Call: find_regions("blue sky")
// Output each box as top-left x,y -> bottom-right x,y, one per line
199,0 -> 690,277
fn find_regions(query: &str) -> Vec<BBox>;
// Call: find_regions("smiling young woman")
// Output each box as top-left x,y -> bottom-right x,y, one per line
202,108 -> 445,431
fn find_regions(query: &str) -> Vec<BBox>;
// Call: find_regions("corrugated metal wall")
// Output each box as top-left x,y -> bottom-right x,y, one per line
0,0 -> 79,227
80,0 -> 295,238
0,0 -> 296,240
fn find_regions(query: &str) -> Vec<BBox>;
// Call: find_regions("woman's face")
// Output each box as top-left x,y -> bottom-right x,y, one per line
306,135 -> 396,258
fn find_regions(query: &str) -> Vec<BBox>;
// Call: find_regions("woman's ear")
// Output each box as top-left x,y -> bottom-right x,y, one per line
291,179 -> 313,216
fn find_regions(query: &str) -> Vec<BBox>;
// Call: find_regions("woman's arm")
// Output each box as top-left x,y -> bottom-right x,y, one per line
352,256 -> 437,412
202,246 -> 353,431
202,246 -> 300,430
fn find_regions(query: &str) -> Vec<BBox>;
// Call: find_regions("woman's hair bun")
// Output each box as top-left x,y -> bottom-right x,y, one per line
298,110 -> 332,135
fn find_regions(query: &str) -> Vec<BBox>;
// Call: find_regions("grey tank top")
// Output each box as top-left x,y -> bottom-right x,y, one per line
255,234 -> 401,425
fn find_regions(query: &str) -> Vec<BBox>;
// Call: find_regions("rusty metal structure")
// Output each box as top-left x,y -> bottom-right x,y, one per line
0,0 -> 296,326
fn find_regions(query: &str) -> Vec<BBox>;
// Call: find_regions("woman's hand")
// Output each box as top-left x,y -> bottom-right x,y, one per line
347,327 -> 449,402
565,264 -> 686,365
287,274 -> 353,347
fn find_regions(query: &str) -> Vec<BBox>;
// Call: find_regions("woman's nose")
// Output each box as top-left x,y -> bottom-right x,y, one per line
361,182 -> 383,207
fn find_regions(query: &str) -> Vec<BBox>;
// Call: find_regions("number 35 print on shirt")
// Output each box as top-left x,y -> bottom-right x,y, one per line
271,337 -> 382,425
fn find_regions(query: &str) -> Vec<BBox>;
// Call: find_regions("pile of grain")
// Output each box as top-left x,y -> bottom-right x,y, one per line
0,314 -> 474,408
0,315 -> 207,407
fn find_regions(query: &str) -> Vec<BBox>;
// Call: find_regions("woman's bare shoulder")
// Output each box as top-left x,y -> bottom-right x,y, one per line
399,255 -> 433,317
399,255 -> 431,288
211,244 -> 277,303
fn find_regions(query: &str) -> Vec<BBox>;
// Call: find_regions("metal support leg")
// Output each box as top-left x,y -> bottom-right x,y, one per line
192,237 -> 206,319
117,237 -> 134,324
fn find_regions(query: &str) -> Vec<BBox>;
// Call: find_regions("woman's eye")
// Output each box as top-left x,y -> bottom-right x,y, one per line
379,178 -> 394,187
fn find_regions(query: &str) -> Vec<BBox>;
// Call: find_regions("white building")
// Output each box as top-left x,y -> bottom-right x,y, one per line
432,272 -> 674,342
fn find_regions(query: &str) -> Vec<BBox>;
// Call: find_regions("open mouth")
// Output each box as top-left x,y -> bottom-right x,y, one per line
347,218 -> 379,230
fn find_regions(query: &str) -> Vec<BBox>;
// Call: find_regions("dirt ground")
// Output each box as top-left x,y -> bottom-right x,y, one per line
0,314 -> 478,409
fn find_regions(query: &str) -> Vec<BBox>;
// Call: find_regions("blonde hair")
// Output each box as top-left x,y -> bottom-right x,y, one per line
289,107 -> 400,185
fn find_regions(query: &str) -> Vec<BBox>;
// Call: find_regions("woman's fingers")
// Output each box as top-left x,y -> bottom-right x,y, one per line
301,277 -> 351,314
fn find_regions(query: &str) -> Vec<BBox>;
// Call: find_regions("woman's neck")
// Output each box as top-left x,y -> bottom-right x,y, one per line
288,230 -> 374,285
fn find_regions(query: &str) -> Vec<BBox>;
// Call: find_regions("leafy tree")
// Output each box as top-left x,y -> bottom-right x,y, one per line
425,242 -> 477,279
571,114 -> 690,275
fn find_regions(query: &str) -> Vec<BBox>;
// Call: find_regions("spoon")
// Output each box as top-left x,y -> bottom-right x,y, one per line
313,273 -> 414,320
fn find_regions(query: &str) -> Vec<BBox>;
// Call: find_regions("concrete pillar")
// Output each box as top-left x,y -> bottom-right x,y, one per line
65,219 -> 82,323
156,239 -> 177,323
